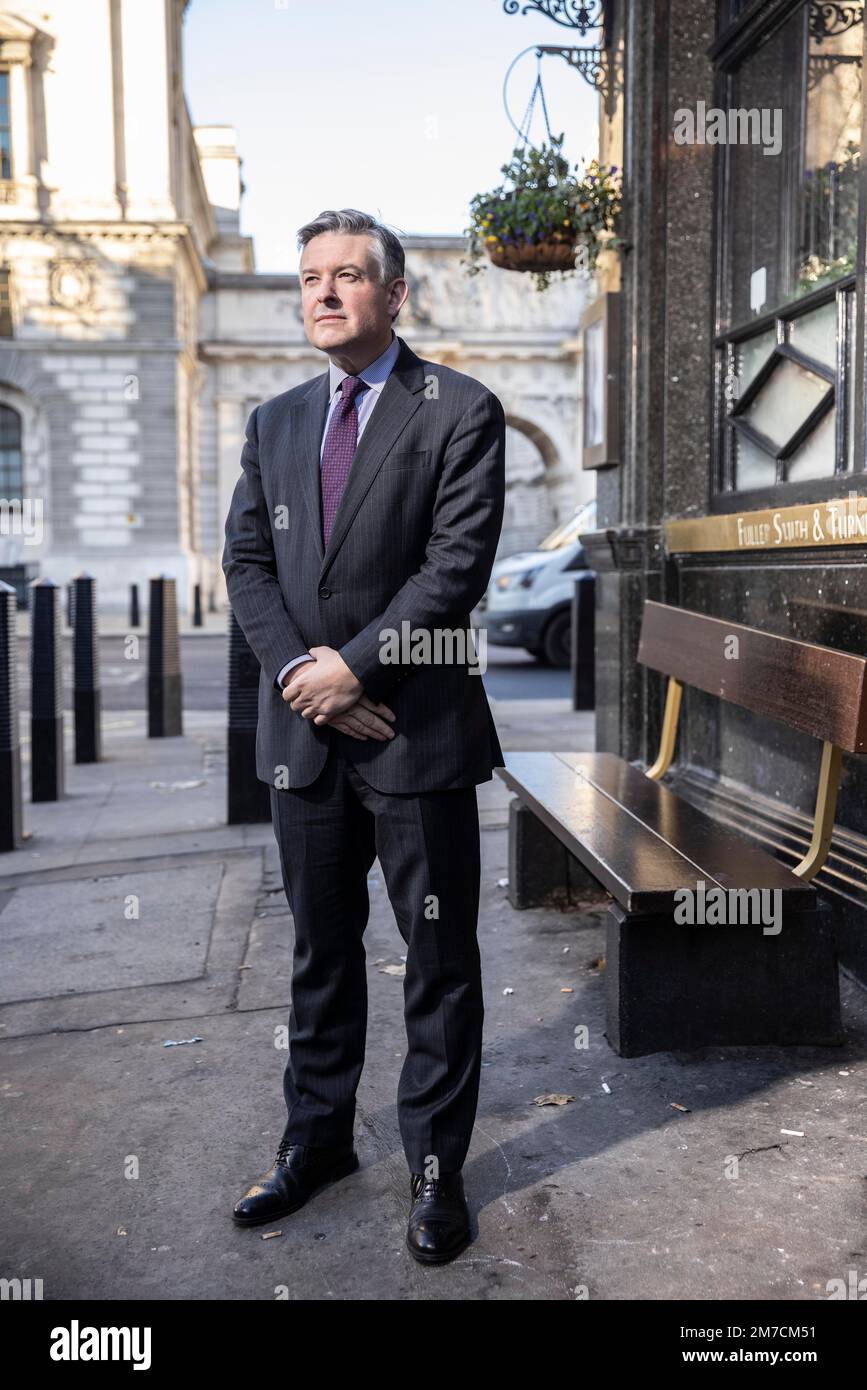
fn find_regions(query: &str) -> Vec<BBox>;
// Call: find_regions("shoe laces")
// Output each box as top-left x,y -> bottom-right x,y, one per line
412,1173 -> 445,1199
276,1138 -> 303,1166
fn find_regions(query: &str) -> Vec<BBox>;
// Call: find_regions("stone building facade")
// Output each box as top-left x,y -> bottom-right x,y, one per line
0,0 -> 591,614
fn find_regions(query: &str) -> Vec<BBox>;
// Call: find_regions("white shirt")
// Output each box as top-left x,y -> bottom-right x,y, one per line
275,331 -> 402,689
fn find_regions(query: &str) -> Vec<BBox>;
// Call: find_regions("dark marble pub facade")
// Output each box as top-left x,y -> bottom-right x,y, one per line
581,0 -> 867,983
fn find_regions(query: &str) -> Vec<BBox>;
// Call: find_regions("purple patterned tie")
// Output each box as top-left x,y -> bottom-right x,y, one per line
320,374 -> 365,546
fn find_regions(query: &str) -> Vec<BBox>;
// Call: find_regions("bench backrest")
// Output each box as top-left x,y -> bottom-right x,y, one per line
637,600 -> 867,754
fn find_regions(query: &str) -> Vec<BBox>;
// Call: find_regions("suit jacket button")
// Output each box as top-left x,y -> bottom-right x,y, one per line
319,587 -> 331,599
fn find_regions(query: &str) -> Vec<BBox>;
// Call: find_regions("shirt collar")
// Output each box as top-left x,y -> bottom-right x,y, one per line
328,331 -> 401,400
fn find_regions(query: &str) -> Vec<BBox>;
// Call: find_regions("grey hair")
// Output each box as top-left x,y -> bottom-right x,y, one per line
296,208 -> 405,287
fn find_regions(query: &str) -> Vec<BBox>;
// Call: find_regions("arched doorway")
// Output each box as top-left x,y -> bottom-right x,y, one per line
499,416 -> 561,560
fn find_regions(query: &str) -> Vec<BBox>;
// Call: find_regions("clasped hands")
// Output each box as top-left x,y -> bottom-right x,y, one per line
281,645 -> 395,742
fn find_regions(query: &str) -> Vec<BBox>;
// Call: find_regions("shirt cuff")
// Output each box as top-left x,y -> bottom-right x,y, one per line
275,653 -> 314,690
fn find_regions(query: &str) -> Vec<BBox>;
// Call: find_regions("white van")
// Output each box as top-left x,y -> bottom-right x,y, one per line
476,499 -> 597,667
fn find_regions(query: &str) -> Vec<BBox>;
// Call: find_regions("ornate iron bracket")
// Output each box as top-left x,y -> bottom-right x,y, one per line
503,1 -> 617,102
808,1 -> 864,44
535,42 -> 619,98
502,0 -> 610,37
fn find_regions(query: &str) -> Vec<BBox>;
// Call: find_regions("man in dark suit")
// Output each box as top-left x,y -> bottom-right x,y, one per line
222,208 -> 506,1264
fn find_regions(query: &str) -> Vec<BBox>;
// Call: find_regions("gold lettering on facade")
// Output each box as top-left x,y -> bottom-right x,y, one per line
666,492 -> 867,553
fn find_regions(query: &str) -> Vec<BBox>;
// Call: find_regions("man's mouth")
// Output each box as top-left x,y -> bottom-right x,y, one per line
316,316 -> 344,323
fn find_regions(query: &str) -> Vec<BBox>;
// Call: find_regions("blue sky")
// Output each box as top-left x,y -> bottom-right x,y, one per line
184,0 -> 600,273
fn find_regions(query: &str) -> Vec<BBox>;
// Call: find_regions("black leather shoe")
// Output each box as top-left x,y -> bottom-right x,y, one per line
406,1170 -> 471,1264
232,1138 -> 359,1227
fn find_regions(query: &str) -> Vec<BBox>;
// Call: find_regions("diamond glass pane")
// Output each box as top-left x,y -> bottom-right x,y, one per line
744,356 -> 829,449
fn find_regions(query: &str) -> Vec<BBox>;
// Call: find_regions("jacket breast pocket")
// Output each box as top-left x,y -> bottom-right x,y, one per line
381,449 -> 433,471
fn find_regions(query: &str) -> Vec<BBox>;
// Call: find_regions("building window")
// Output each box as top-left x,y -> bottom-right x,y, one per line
0,269 -> 12,337
714,0 -> 863,493
0,71 -> 10,181
0,405 -> 23,497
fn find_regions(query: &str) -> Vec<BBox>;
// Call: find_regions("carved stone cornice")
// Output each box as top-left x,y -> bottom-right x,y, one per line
0,16 -> 36,53
0,220 -> 194,242
0,14 -> 51,67
0,220 -> 210,294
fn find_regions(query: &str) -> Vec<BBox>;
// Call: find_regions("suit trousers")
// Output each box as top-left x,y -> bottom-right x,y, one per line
269,738 -> 485,1174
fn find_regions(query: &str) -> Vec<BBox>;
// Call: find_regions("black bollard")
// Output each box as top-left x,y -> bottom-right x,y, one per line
73,572 -> 101,763
129,583 -> 140,629
30,577 -> 64,801
571,572 -> 596,711
0,580 -> 23,850
193,582 -> 203,628
227,609 -> 270,823
147,575 -> 182,737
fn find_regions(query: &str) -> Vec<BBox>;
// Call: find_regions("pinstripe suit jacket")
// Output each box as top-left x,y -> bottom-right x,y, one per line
221,334 -> 507,792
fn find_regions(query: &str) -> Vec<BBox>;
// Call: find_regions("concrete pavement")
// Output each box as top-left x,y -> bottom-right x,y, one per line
1,699 -> 866,1300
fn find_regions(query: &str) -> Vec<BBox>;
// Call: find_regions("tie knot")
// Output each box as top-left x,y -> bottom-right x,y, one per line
340,374 -> 365,403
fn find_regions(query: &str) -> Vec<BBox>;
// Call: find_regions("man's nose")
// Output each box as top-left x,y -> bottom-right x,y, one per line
316,281 -> 340,302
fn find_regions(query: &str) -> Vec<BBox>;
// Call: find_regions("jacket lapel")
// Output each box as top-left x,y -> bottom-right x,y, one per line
289,371 -> 330,564
286,335 -> 428,577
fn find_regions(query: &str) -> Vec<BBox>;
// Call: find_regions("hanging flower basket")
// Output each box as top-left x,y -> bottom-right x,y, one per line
487,238 -> 581,273
463,135 -> 622,292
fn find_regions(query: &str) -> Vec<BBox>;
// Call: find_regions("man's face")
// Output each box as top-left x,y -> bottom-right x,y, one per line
299,231 -> 406,356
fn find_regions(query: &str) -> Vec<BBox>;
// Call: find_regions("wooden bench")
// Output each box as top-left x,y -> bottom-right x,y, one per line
496,600 -> 867,1056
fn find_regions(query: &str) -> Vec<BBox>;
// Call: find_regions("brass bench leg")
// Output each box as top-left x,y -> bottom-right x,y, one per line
646,677 -> 682,780
792,740 -> 843,881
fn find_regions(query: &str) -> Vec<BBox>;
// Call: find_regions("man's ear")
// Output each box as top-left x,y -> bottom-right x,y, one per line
388,276 -> 409,320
